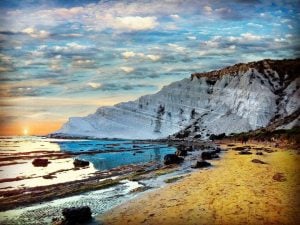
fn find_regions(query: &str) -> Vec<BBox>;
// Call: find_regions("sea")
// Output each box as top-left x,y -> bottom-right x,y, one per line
0,136 -> 193,225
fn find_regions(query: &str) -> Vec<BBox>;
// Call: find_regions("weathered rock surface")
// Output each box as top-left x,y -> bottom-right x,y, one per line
52,59 -> 300,139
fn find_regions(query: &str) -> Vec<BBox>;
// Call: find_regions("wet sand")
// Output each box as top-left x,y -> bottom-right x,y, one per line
98,143 -> 300,225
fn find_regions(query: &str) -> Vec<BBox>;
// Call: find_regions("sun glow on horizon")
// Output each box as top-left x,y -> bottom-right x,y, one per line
23,128 -> 29,136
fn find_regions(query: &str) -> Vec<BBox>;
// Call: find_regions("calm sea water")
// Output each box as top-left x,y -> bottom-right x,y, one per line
0,136 -> 176,190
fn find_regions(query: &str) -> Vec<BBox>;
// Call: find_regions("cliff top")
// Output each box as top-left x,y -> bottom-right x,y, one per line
191,58 -> 300,80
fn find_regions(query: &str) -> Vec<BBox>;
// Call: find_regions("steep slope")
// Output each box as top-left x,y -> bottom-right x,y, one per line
52,59 -> 300,139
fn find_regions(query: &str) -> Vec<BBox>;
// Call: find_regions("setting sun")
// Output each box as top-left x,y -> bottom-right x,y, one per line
23,128 -> 29,136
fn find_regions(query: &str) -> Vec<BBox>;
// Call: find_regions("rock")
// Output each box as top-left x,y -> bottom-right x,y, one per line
256,152 -> 263,155
272,173 -> 287,182
164,154 -> 184,165
32,158 -> 50,167
73,159 -> 89,167
43,174 -> 57,179
191,160 -> 211,168
264,149 -> 275,153
239,150 -> 252,155
176,149 -> 188,157
232,146 -> 249,151
201,151 -> 219,160
251,159 -> 267,164
214,147 -> 221,153
62,206 -> 92,225
185,146 -> 194,151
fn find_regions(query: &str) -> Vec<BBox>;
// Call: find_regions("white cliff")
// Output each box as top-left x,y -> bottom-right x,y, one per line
52,59 -> 300,139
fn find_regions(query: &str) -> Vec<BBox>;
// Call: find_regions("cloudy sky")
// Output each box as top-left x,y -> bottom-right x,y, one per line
0,0 -> 299,135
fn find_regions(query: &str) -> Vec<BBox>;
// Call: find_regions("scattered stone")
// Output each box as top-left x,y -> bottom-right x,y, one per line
176,149 -> 188,157
232,146 -> 248,151
264,149 -> 275,153
239,150 -> 252,155
272,173 -> 287,182
32,158 -> 50,167
164,154 -> 184,165
62,206 -> 92,225
43,174 -> 57,179
130,186 -> 151,193
191,160 -> 211,169
73,159 -> 89,167
251,159 -> 267,164
185,146 -> 194,151
227,144 -> 235,147
201,151 -> 219,160
256,152 -> 264,155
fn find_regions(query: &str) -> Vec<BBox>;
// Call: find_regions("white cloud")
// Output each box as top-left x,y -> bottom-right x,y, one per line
146,54 -> 161,61
121,66 -> 135,73
121,51 -> 160,61
122,51 -> 136,59
168,43 -> 186,52
113,16 -> 158,31
247,22 -> 263,28
203,6 -> 213,14
22,27 -> 50,39
170,14 -> 180,19
240,33 -> 262,41
87,82 -> 101,89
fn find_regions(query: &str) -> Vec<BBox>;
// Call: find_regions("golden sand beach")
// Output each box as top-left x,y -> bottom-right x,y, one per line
98,143 -> 300,225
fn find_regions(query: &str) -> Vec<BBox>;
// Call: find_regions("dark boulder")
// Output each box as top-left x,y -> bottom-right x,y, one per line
214,147 -> 221,153
164,154 -> 183,165
251,159 -> 267,164
73,159 -> 89,167
191,160 -> 211,169
62,206 -> 92,225
32,158 -> 50,167
239,150 -> 252,155
256,152 -> 263,155
272,173 -> 286,182
185,146 -> 194,151
201,151 -> 219,160
176,149 -> 188,157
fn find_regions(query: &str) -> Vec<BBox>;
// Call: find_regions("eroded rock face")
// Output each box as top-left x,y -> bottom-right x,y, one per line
52,59 -> 300,140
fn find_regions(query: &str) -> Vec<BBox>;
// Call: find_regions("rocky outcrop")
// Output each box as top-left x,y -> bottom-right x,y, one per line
52,58 -> 300,140
164,154 -> 184,165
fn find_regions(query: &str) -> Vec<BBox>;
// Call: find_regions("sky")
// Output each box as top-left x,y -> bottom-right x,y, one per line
0,0 -> 299,136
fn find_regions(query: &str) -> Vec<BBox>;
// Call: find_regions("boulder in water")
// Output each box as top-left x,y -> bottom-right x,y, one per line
73,159 -> 89,167
62,206 -> 92,225
32,158 -> 50,167
164,154 -> 183,165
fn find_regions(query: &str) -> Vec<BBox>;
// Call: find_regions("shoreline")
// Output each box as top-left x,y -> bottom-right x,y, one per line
98,142 -> 300,225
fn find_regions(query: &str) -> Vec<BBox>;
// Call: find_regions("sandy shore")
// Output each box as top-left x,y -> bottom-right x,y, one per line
98,142 -> 300,225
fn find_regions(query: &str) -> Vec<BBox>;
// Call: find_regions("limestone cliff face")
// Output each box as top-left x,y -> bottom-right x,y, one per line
52,59 -> 300,139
